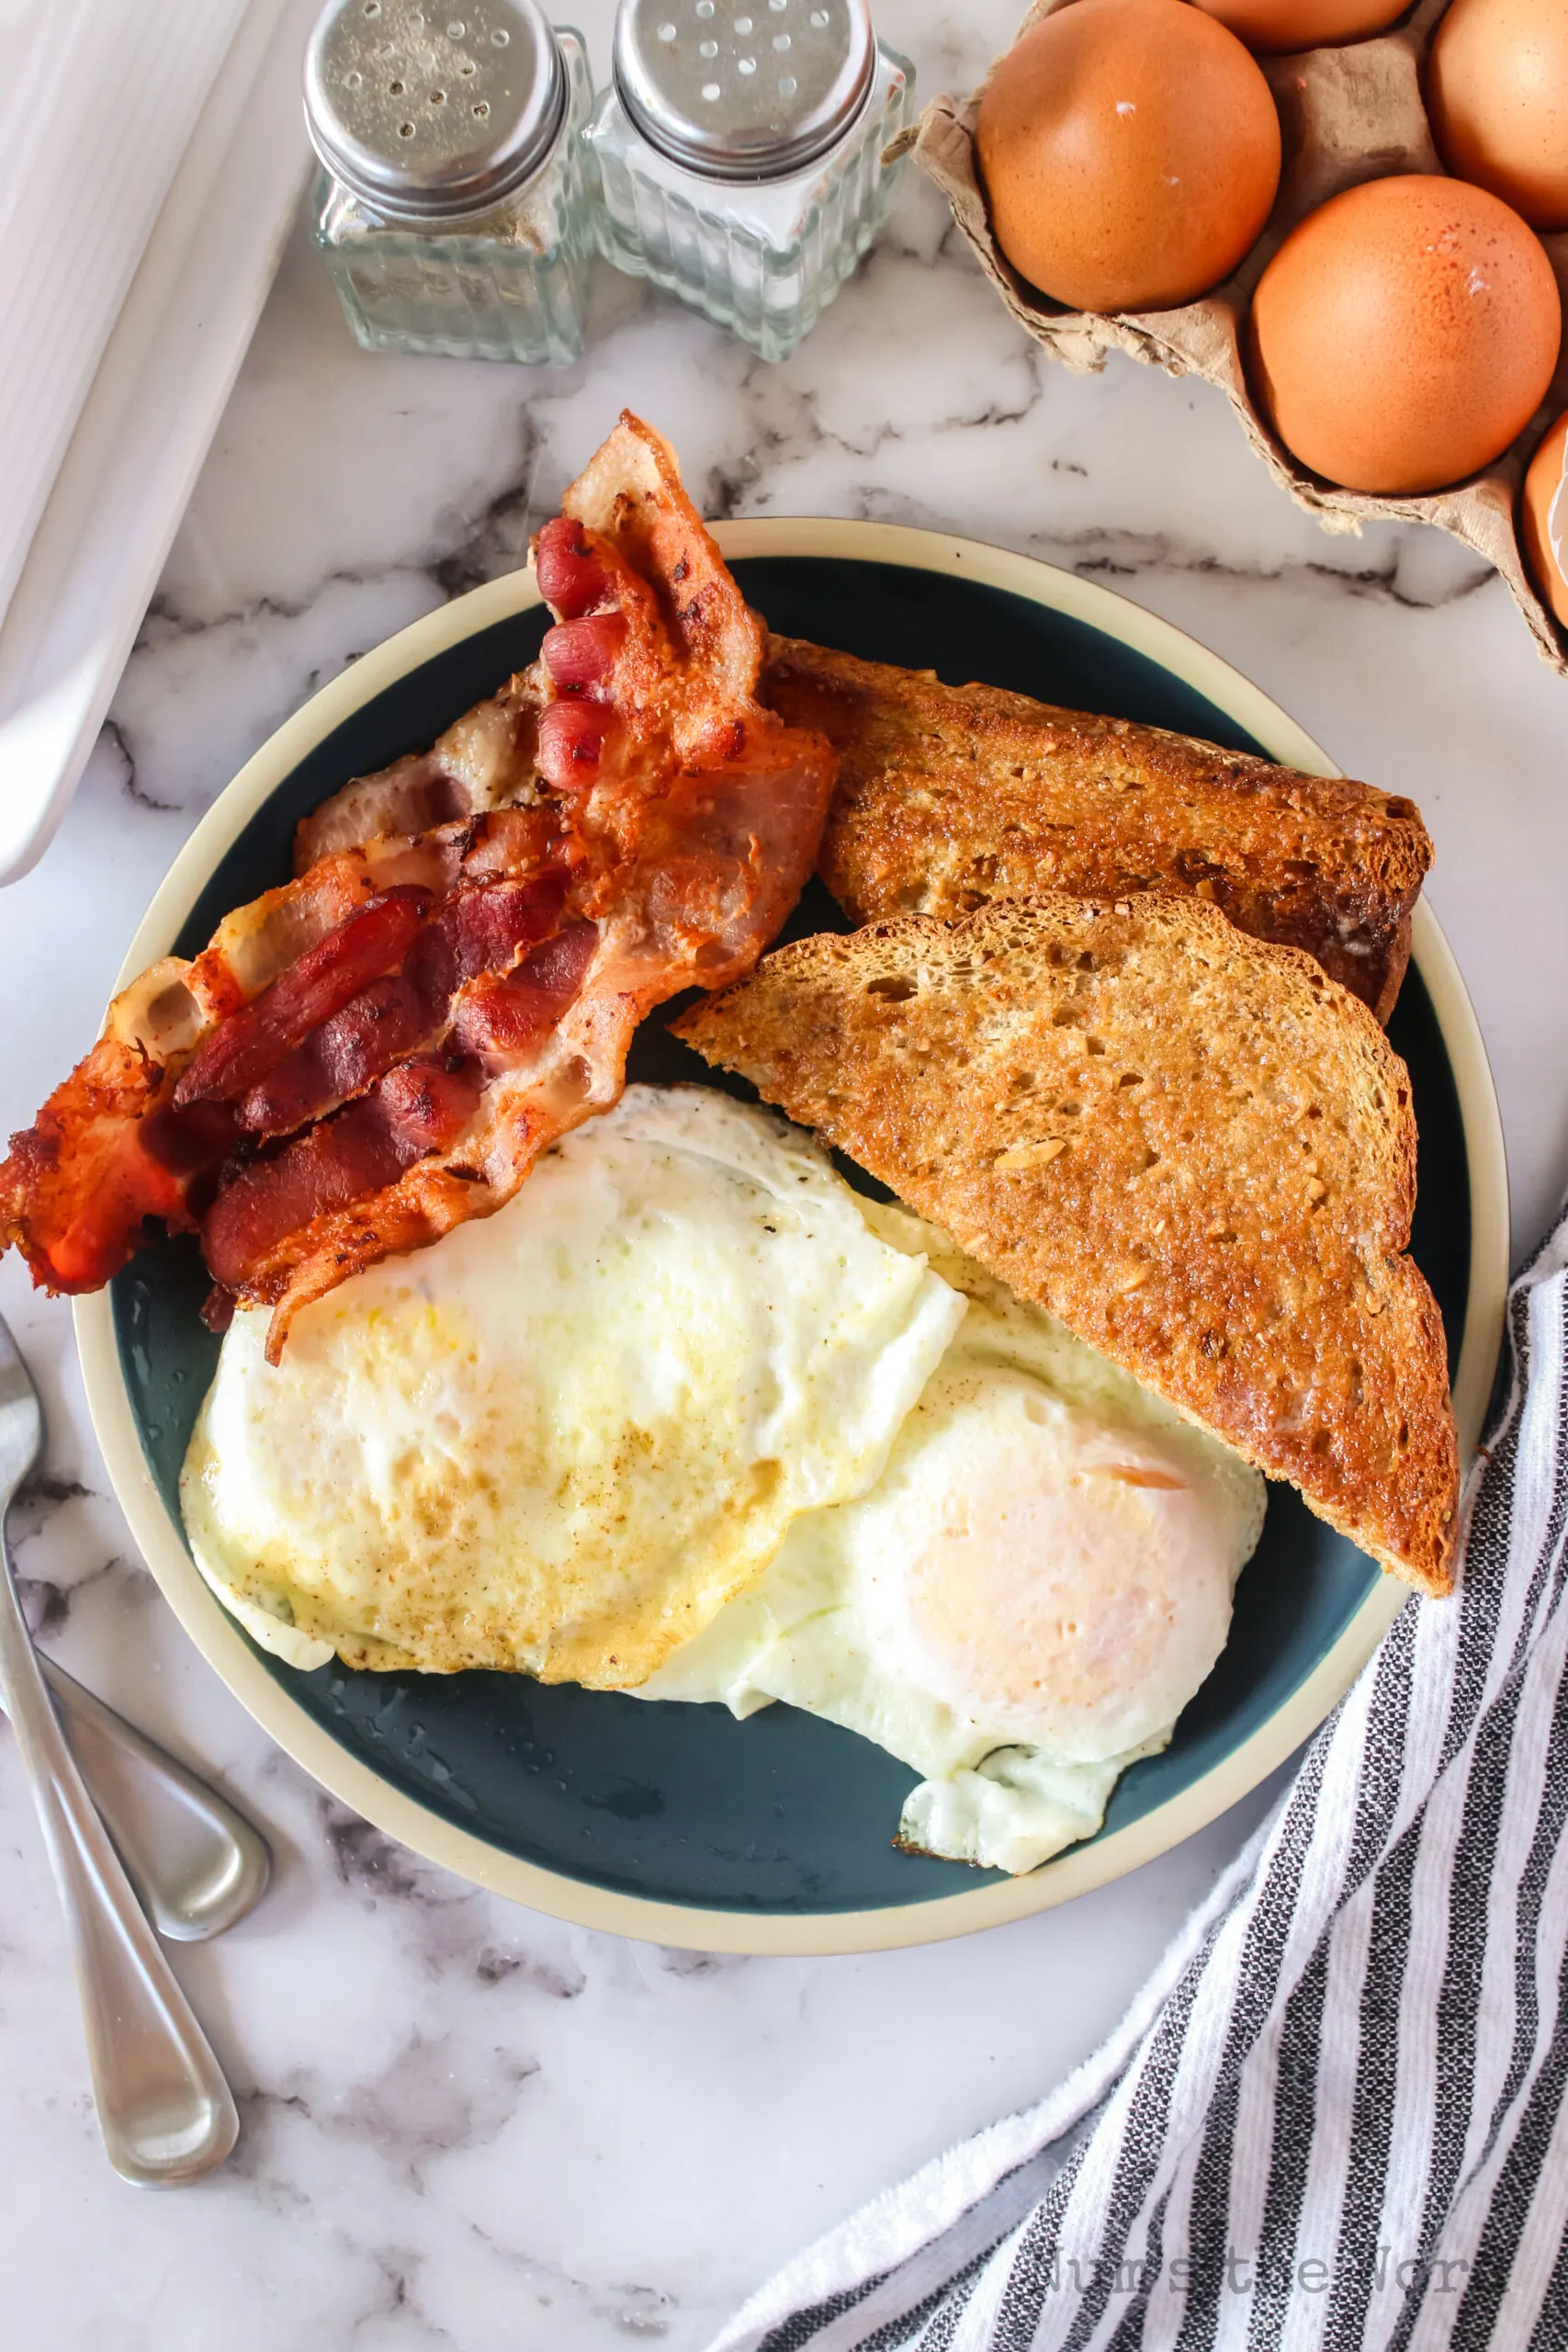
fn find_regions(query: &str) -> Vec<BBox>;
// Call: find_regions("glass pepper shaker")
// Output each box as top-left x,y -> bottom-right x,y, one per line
585,0 -> 914,362
304,0 -> 595,366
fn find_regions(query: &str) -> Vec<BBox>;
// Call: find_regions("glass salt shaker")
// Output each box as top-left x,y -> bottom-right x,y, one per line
585,0 -> 914,362
305,0 -> 595,366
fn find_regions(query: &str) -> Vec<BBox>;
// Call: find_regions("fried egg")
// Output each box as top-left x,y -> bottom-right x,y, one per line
639,1207 -> 1266,1872
181,1088 -> 966,1682
184,1087 -> 1264,1874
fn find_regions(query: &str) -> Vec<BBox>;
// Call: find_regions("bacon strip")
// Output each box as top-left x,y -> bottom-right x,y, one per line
0,819 -> 559,1293
536,700 -> 611,789
175,890 -> 429,1108
292,673 -> 545,874
535,518 -> 611,617
236,978 -> 427,1140
204,1057 -> 484,1292
541,613 -> 626,685
1,411 -> 837,1351
449,922 -> 599,1064
236,875 -> 569,1139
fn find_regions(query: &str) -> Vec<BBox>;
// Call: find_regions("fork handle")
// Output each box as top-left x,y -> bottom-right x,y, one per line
0,1530 -> 239,2185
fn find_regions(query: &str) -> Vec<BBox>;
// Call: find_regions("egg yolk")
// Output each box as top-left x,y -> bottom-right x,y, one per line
894,1410 -> 1232,1755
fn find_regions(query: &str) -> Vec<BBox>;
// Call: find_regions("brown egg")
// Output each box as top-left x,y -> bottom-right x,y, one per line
1429,0 -> 1568,232
975,0 -> 1282,314
1521,409 -> 1568,626
1248,175 -> 1562,492
1192,0 -> 1408,53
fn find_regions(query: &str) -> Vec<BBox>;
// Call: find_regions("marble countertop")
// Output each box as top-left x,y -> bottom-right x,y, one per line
5,4 -> 1568,2342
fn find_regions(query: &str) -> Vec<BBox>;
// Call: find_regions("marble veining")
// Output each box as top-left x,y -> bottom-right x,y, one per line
3,2 -> 1568,2343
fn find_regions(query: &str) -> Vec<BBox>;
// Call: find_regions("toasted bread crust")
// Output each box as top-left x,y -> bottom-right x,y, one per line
762,637 -> 1432,1024
675,896 -> 1458,1594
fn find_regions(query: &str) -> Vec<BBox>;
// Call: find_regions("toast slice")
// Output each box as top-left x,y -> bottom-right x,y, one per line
761,636 -> 1433,1024
674,895 -> 1458,1594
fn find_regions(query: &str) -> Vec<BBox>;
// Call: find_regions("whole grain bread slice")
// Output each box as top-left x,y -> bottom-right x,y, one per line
674,894 -> 1458,1594
761,636 -> 1433,1023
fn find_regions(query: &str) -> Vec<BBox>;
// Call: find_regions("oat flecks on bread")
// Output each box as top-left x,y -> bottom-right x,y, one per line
761,636 -> 1433,1024
674,895 -> 1459,1596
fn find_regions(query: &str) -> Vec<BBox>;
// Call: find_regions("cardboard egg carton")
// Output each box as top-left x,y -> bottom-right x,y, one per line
905,0 -> 1568,675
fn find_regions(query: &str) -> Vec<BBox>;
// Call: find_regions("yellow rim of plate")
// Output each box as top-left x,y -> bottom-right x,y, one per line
73,518 -> 1509,1956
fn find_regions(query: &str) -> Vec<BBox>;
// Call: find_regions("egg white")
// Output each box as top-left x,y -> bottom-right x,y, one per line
182,1088 -> 965,1681
641,1204 -> 1267,1873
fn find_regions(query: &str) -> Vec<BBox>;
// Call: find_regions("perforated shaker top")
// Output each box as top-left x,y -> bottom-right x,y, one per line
614,0 -> 876,182
305,0 -> 566,220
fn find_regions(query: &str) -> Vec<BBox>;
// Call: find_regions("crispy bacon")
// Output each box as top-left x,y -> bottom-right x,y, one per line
1,411 -> 837,1353
542,614 -> 626,686
535,516 -> 611,617
449,922 -> 599,1064
143,1097 -> 243,1179
402,873 -> 569,1006
2,1045 -> 183,1292
236,978 -> 427,1139
0,820 -> 558,1293
292,673 -> 545,874
175,890 -> 430,1109
536,699 -> 611,788
204,1057 -> 485,1292
188,830 -> 469,1018
209,875 -> 568,1141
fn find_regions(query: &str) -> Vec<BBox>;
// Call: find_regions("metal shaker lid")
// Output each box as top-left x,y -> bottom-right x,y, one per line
305,0 -> 565,222
613,0 -> 875,183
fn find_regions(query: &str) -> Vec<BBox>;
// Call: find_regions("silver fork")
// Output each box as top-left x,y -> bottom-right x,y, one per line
0,1312 -> 239,2185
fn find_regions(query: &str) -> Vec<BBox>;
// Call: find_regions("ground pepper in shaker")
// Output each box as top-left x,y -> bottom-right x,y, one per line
305,0 -> 595,365
586,0 -> 913,361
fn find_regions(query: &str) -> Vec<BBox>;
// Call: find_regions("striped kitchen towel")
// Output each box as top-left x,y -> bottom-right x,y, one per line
710,1206 -> 1568,2352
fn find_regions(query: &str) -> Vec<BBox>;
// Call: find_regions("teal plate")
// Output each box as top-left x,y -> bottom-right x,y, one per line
79,521 -> 1507,1953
